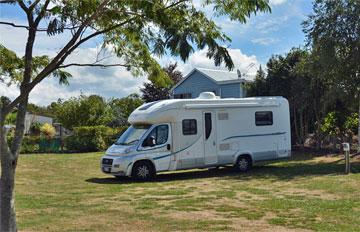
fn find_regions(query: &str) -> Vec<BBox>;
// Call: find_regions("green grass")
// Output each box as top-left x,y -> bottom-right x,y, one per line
14,152 -> 360,231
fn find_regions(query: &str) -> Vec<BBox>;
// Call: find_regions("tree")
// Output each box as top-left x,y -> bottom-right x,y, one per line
247,48 -> 325,147
141,63 -> 183,102
245,65 -> 268,97
303,0 -> 360,151
52,95 -> 113,129
0,1 -> 270,230
108,94 -> 144,127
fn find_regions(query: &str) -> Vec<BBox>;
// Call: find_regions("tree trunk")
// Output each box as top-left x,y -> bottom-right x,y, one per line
293,107 -> 300,146
1,96 -> 28,231
0,111 -> 17,232
358,101 -> 360,153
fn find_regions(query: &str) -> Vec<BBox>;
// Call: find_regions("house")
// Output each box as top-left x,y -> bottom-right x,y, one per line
170,68 -> 250,99
24,112 -> 53,134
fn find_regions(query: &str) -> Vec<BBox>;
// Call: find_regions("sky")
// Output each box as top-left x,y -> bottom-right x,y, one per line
0,0 -> 313,106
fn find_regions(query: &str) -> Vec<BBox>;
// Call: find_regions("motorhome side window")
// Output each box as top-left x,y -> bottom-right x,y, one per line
182,119 -> 197,135
255,111 -> 273,126
142,125 -> 169,147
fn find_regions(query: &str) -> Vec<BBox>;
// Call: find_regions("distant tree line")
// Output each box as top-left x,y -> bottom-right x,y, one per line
247,0 -> 360,150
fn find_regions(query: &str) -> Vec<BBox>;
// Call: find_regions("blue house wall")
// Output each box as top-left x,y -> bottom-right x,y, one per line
219,83 -> 242,98
172,70 -> 220,98
172,69 -> 245,98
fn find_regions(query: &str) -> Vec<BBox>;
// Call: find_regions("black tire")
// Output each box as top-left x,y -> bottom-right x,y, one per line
235,155 -> 252,172
132,161 -> 155,180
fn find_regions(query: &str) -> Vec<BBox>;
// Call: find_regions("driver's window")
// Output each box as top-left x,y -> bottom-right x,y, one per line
142,125 -> 169,147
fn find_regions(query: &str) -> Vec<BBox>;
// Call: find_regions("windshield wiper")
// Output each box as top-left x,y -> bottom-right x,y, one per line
126,139 -> 139,145
115,139 -> 139,146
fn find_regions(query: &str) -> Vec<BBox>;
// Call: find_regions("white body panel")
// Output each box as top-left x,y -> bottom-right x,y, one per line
100,94 -> 291,177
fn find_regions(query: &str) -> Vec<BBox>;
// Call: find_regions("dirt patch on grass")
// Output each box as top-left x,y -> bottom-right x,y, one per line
280,188 -> 338,200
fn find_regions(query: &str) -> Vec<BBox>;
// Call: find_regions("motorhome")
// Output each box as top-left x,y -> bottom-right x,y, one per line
100,92 -> 291,180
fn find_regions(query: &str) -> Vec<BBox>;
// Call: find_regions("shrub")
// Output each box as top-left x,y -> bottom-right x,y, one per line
7,136 -> 40,154
40,123 -> 56,139
344,113 -> 359,134
30,122 -> 42,135
64,126 -> 127,152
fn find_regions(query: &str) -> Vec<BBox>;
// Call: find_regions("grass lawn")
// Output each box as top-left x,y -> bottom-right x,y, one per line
14,152 -> 360,231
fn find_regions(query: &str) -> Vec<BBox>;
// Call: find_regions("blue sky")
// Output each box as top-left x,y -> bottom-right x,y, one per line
0,0 -> 313,105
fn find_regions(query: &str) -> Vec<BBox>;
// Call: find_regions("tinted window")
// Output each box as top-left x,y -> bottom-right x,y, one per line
255,111 -> 273,126
142,125 -> 169,147
205,113 -> 212,140
182,119 -> 197,135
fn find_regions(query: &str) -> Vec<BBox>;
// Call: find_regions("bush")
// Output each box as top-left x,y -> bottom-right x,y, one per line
40,123 -> 56,139
7,136 -> 40,154
64,126 -> 127,152
29,122 -> 42,135
344,113 -> 359,134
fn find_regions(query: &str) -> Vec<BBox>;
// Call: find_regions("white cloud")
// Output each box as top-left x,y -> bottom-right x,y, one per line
269,0 -> 287,6
167,48 -> 260,80
255,16 -> 289,34
1,18 -> 259,106
251,37 -> 280,45
0,20 -> 146,106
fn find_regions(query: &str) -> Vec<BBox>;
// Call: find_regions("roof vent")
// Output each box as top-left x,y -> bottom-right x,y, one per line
197,92 -> 217,99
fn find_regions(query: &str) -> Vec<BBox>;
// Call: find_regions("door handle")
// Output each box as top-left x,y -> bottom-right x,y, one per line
167,144 -> 171,150
213,141 -> 216,146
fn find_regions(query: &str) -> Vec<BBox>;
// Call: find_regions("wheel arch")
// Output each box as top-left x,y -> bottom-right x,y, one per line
129,159 -> 156,177
233,151 -> 254,165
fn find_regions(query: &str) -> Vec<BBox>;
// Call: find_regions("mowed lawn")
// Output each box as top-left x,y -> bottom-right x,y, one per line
14,152 -> 360,232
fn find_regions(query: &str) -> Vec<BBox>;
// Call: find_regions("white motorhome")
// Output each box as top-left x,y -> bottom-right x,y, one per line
101,92 -> 291,180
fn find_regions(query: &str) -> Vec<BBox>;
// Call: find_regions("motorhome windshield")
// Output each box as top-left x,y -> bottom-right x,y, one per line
115,125 -> 151,146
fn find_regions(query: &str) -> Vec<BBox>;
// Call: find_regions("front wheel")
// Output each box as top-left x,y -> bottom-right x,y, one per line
235,156 -> 252,172
132,161 -> 155,180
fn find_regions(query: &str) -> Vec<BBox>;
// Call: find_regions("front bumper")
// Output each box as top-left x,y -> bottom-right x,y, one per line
100,155 -> 132,176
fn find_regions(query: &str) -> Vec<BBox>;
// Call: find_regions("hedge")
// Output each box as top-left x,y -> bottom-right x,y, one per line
7,135 -> 40,154
64,126 -> 127,152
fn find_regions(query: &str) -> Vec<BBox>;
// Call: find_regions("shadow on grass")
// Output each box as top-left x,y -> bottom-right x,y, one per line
86,159 -> 360,185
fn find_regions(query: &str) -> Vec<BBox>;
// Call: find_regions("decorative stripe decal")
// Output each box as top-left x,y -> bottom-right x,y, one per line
153,136 -> 201,160
222,132 -> 286,141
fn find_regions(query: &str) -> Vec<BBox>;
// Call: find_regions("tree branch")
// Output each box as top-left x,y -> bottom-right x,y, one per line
59,63 -> 129,69
34,0 -> 50,27
3,0 -> 113,115
17,1 -> 30,16
0,21 -> 79,31
28,0 -> 41,11
0,0 -> 16,3
0,21 -> 29,29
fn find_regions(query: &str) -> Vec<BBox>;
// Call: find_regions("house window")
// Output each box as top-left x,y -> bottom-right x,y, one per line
182,119 -> 197,135
174,93 -> 192,99
255,111 -> 273,126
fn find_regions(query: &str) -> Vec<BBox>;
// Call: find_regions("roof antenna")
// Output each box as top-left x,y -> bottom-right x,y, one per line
237,69 -> 242,79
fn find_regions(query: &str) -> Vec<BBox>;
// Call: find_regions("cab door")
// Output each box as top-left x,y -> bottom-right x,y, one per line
203,112 -> 218,165
138,124 -> 172,171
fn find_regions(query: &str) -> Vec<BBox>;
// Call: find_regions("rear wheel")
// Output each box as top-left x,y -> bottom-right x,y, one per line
235,155 -> 252,172
132,161 -> 155,180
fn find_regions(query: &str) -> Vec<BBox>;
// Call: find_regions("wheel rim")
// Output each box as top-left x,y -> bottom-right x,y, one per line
238,158 -> 248,171
137,165 -> 149,178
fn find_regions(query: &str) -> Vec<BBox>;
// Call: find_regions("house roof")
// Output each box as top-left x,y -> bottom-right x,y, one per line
197,68 -> 240,82
171,68 -> 251,92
